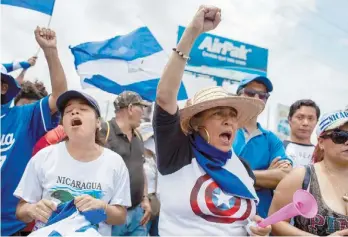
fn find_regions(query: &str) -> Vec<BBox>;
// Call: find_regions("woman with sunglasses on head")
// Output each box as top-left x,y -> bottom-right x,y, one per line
269,110 -> 348,236
154,5 -> 272,236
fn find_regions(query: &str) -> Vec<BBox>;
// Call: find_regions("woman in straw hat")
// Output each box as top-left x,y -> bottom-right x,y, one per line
153,5 -> 271,236
269,110 -> 348,236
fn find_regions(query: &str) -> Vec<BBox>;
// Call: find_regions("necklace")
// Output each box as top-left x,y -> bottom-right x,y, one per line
323,162 -> 348,216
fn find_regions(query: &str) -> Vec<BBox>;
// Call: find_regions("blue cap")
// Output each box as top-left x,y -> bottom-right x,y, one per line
1,65 -> 21,104
57,90 -> 101,117
237,75 -> 273,93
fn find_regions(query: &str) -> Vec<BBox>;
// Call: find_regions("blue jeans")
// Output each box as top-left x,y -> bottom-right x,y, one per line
112,204 -> 148,236
147,215 -> 159,236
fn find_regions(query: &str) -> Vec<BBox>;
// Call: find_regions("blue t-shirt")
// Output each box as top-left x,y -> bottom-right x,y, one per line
233,123 -> 292,218
1,97 -> 59,235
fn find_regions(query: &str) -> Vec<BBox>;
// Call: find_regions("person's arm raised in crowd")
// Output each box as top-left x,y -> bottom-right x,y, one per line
34,27 -> 67,114
254,133 -> 293,189
156,5 -> 221,115
15,56 -> 37,84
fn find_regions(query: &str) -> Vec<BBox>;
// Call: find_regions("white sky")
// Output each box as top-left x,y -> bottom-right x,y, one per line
1,0 -> 348,135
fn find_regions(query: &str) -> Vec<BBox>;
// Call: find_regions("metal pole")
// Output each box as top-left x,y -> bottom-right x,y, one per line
105,100 -> 110,120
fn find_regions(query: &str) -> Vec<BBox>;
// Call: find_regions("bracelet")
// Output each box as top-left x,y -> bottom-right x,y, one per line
172,48 -> 190,60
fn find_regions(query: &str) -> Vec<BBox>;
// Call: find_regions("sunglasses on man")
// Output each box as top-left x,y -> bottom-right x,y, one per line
321,130 -> 348,144
239,88 -> 270,102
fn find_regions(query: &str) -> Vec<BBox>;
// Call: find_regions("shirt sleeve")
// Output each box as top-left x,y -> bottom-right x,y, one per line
109,158 -> 132,207
152,103 -> 192,175
32,126 -> 66,156
269,132 -> 293,165
25,96 -> 60,143
2,61 -> 30,72
45,125 -> 66,145
14,152 -> 44,203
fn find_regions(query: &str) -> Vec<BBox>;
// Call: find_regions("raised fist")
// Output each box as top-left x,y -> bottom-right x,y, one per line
188,6 -> 222,35
34,27 -> 57,50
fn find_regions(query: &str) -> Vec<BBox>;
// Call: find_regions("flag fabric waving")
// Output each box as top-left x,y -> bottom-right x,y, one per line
70,26 -> 188,102
1,0 -> 55,15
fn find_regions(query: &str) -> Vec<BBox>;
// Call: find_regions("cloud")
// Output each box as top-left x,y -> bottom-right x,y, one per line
1,0 -> 347,123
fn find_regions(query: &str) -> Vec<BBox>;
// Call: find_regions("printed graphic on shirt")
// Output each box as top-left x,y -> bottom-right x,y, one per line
284,141 -> 314,167
48,176 -> 105,205
308,215 -> 348,235
190,174 -> 253,224
0,133 -> 16,169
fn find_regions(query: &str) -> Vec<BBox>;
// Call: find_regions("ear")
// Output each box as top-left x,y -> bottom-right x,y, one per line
96,118 -> 101,129
127,104 -> 133,115
318,137 -> 325,150
1,83 -> 9,94
288,117 -> 293,127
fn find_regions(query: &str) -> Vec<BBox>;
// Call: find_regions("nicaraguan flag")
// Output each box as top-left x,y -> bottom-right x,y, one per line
70,27 -> 188,102
1,0 -> 55,15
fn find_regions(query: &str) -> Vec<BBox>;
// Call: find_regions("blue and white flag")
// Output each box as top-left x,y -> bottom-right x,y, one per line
70,27 -> 188,102
1,0 -> 55,15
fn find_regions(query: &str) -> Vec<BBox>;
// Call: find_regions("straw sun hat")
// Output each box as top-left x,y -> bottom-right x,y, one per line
180,86 -> 265,134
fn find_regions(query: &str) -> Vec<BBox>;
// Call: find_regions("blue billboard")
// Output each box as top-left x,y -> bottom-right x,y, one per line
177,26 -> 268,83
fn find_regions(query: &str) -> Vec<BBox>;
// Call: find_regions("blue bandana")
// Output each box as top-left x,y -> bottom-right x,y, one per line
190,133 -> 257,200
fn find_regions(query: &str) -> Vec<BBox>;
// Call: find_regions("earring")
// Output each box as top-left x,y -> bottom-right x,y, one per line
199,127 -> 210,144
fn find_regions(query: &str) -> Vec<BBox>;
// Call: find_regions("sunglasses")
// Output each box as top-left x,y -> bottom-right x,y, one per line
239,88 -> 270,102
321,130 -> 348,144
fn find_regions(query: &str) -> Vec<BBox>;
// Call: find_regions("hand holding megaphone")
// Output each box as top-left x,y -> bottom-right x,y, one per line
246,189 -> 318,235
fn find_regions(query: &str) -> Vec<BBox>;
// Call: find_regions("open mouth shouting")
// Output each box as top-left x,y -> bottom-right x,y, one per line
219,131 -> 232,145
71,117 -> 83,127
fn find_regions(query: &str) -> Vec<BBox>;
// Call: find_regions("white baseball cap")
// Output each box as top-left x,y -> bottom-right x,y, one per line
316,110 -> 348,136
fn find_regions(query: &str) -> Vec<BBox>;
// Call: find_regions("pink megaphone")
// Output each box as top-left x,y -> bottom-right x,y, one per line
257,189 -> 318,228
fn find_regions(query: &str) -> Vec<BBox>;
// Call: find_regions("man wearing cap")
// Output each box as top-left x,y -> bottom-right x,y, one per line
1,27 -> 67,236
100,91 -> 152,236
233,75 -> 292,218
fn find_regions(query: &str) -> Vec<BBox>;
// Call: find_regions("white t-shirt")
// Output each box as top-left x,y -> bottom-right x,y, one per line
283,140 -> 315,168
143,137 -> 159,194
14,142 -> 131,236
144,157 -> 157,194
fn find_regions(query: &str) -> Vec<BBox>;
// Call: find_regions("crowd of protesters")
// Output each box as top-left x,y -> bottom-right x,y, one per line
1,5 -> 347,236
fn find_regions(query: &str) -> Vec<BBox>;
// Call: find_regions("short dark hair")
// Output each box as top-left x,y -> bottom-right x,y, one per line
288,99 -> 320,120
14,80 -> 48,105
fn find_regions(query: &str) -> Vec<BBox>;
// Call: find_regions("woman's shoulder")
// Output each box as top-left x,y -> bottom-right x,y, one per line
277,166 -> 308,191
